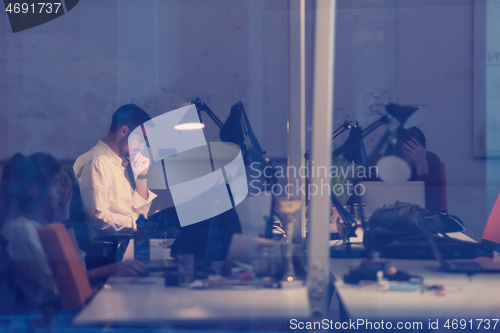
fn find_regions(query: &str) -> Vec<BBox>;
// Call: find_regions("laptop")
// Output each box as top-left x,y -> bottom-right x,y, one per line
360,181 -> 425,219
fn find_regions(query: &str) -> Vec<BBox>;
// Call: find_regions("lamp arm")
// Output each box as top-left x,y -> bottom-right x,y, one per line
332,121 -> 355,141
332,115 -> 390,161
329,115 -> 393,242
360,114 -> 390,138
200,103 -> 224,129
228,102 -> 273,238
264,162 -> 277,239
192,97 -> 224,129
331,189 -> 357,238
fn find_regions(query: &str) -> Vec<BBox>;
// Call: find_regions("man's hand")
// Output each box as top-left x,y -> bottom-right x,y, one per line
403,138 -> 428,174
129,152 -> 150,177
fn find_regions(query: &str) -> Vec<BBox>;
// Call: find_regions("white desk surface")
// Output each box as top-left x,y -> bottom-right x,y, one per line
331,258 -> 500,320
73,277 -> 310,326
75,238 -> 310,326
330,230 -> 500,320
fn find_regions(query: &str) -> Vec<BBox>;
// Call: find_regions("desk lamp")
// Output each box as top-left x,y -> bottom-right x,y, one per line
170,99 -> 239,261
188,99 -> 277,240
219,101 -> 265,157
191,97 -> 225,129
330,104 -> 425,251
330,123 -> 367,247
219,101 -> 279,239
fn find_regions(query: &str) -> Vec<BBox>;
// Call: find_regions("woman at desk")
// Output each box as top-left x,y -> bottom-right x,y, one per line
0,153 -> 145,311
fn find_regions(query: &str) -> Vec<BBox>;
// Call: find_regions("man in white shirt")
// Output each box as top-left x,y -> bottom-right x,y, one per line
74,104 -> 157,238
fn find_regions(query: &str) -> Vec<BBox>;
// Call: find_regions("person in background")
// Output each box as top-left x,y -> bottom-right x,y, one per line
345,126 -> 443,213
399,126 -> 443,211
73,104 -> 156,239
0,153 -> 145,311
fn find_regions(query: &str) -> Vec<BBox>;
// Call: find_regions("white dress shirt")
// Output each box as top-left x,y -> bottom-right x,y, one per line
73,140 -> 156,238
1,216 -> 58,308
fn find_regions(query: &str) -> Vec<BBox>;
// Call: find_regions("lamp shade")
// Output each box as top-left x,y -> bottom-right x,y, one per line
385,103 -> 425,129
376,155 -> 411,182
175,122 -> 205,130
174,105 -> 205,130
220,103 -> 246,146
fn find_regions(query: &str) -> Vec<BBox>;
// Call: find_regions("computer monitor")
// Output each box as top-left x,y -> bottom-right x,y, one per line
234,194 -> 272,237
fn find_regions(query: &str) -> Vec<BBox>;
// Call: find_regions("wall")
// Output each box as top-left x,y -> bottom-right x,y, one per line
327,0 -> 497,240
1,0 -> 498,240
0,0 -> 290,161
395,0 -> 500,240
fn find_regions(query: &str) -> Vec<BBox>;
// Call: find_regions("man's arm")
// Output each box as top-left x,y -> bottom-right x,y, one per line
132,177 -> 156,217
135,180 -> 149,200
414,152 -> 442,186
129,152 -> 156,214
78,159 -> 136,234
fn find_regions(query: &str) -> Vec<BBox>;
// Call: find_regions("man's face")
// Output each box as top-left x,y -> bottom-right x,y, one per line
118,127 -> 146,159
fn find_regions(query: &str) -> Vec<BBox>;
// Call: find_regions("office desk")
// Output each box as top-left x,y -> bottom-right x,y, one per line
73,277 -> 310,326
330,232 -> 500,320
331,258 -> 500,320
74,238 -> 310,326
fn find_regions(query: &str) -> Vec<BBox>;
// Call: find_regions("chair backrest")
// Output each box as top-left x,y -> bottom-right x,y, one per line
483,193 -> 500,245
440,162 -> 448,212
37,223 -> 92,309
65,168 -> 92,248
0,234 -> 18,314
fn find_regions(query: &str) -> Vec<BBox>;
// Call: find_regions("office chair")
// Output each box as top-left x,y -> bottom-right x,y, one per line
482,192 -> 500,250
0,234 -> 22,315
38,223 -> 93,309
65,168 -> 131,269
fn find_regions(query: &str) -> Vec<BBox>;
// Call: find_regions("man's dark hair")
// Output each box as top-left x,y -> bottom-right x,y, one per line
109,104 -> 152,134
400,126 -> 426,148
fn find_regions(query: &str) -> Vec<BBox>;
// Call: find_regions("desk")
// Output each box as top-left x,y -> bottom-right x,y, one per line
73,277 -> 310,326
330,231 -> 500,320
330,258 -> 500,320
74,239 -> 310,326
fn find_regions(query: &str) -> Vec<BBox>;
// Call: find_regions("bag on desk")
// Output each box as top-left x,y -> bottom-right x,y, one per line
363,202 -> 493,260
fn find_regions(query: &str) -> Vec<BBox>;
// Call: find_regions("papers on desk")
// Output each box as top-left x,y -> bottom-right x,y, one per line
122,239 -> 174,261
